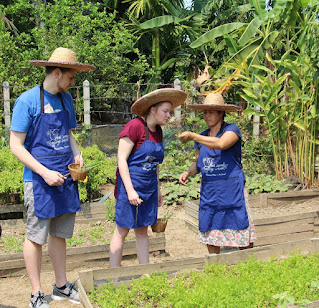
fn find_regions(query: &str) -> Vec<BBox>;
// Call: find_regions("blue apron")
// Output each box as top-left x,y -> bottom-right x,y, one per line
116,121 -> 164,229
197,127 -> 249,232
28,85 -> 81,219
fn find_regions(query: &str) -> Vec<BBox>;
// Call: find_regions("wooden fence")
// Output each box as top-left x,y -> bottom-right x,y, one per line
2,79 -> 183,134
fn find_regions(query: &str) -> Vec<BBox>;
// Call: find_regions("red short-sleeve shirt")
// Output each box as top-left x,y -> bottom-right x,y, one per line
114,117 -> 163,198
119,117 -> 163,154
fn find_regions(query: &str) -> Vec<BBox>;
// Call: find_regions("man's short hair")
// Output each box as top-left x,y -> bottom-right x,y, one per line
46,66 -> 72,75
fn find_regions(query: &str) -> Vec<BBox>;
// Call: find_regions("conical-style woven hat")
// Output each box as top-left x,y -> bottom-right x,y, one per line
131,88 -> 187,117
187,93 -> 241,112
29,47 -> 95,72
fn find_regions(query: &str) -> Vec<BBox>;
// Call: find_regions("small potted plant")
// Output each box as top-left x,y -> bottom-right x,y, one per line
151,212 -> 173,233
67,161 -> 100,181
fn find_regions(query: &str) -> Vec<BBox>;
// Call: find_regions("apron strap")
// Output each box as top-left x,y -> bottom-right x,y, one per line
144,120 -> 149,141
40,84 -> 66,113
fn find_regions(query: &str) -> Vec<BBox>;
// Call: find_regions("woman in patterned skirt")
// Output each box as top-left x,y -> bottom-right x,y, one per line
179,93 -> 257,254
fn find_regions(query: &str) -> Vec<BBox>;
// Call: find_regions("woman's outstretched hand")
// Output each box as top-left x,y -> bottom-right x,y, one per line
179,171 -> 189,186
179,131 -> 195,142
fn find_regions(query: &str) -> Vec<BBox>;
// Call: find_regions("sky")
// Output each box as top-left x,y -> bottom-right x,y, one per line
184,0 -> 193,9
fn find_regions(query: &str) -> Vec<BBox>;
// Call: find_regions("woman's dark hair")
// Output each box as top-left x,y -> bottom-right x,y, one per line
46,66 -> 73,75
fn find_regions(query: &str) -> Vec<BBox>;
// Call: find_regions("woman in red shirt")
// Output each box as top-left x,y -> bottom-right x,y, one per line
110,88 -> 187,267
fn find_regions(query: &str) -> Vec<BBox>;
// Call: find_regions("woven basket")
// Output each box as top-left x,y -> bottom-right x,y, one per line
151,218 -> 167,233
68,163 -> 90,181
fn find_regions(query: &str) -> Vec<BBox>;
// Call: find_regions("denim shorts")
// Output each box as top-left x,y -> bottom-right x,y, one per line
24,182 -> 76,245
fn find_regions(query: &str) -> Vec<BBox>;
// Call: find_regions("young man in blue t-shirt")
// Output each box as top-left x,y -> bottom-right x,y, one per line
10,47 -> 95,308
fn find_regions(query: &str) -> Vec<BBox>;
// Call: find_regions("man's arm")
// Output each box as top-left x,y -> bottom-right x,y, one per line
10,130 -> 66,186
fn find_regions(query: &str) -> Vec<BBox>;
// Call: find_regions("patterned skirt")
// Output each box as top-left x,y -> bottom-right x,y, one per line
198,189 -> 257,247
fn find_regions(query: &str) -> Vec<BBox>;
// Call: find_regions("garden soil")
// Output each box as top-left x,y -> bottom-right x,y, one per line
1,190 -> 319,308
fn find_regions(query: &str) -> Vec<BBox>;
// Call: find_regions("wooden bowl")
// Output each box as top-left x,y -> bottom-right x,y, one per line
151,218 -> 167,233
68,163 -> 90,181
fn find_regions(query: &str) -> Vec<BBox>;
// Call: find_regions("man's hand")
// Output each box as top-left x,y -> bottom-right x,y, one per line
41,169 -> 66,186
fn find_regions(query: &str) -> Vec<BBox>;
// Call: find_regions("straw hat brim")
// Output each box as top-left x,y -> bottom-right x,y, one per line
131,88 -> 187,117
187,103 -> 241,113
29,60 -> 96,72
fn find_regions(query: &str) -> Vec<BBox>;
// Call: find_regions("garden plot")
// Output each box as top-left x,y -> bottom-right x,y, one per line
185,190 -> 319,246
0,201 -> 109,227
78,238 -> 319,308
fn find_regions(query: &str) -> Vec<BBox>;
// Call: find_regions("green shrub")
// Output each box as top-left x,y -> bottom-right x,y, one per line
0,145 -> 117,204
246,174 -> 292,194
78,145 -> 117,202
160,141 -> 200,206
0,146 -> 24,203
105,197 -> 116,222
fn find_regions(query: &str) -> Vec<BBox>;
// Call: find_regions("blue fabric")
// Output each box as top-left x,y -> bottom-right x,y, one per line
195,123 -> 248,232
115,126 -> 164,228
28,86 -> 80,218
10,85 -> 77,181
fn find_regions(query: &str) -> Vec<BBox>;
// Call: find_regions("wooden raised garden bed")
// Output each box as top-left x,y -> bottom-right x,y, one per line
0,234 -> 166,277
184,191 -> 319,247
0,201 -> 109,228
78,238 -> 319,308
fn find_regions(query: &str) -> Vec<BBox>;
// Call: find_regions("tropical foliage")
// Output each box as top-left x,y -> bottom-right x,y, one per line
0,0 -> 319,187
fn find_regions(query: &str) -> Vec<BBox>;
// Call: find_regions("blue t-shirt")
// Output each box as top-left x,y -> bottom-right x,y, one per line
194,123 -> 242,167
10,85 -> 77,181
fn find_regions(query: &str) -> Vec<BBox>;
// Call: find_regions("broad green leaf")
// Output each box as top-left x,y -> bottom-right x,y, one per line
160,58 -> 181,70
238,18 -> 262,46
242,88 -> 258,99
293,122 -> 306,131
251,64 -> 275,74
140,15 -> 183,30
269,31 -> 279,44
224,34 -> 240,55
243,107 -> 261,117
190,22 -> 245,48
300,0 -> 310,9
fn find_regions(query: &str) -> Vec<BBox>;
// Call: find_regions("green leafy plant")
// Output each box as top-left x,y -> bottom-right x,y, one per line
90,252 -> 319,307
0,146 -> 24,204
66,235 -> 85,247
105,197 -> 116,222
160,212 -> 173,222
80,161 -> 101,171
0,234 -> 24,253
246,174 -> 292,194
78,145 -> 117,202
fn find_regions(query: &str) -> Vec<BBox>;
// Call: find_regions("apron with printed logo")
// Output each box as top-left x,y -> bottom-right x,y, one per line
28,85 -> 81,218
197,128 -> 248,232
116,122 -> 164,228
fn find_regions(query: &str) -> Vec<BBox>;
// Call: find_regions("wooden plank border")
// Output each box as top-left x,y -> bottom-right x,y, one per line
184,200 -> 319,247
0,235 -> 166,277
78,238 -> 319,308
0,202 -> 108,227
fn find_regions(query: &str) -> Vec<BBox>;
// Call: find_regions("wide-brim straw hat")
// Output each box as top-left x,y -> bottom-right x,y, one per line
29,47 -> 95,72
187,93 -> 241,113
131,88 -> 187,117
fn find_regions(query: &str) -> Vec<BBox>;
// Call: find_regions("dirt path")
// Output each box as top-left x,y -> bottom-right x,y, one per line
1,193 -> 319,308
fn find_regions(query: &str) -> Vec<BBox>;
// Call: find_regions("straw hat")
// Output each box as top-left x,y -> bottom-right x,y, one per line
131,88 -> 187,117
29,47 -> 95,72
187,93 -> 241,112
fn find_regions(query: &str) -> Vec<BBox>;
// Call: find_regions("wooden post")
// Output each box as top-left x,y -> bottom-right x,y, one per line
174,78 -> 182,120
253,105 -> 260,138
3,81 -> 11,139
83,80 -> 91,127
